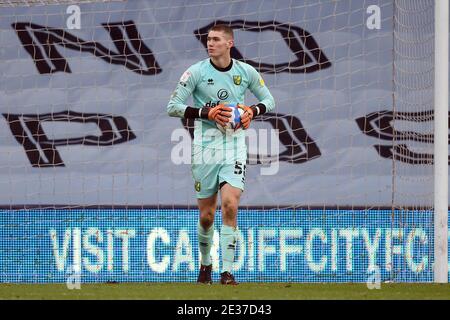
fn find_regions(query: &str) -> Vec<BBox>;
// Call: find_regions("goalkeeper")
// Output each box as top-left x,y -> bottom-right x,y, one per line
167,25 -> 275,285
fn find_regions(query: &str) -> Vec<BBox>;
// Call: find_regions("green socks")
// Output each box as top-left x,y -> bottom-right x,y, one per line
198,222 -> 214,266
220,224 -> 237,273
198,223 -> 238,272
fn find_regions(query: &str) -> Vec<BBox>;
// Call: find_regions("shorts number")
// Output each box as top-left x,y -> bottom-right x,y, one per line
234,161 -> 243,174
234,161 -> 247,183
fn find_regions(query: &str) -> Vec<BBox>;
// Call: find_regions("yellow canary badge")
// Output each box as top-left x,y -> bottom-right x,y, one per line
259,78 -> 265,86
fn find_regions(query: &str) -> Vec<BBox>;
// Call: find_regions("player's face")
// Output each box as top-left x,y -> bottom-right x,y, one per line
207,30 -> 233,58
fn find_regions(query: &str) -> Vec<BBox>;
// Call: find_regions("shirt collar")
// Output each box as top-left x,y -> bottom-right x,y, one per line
210,58 -> 233,72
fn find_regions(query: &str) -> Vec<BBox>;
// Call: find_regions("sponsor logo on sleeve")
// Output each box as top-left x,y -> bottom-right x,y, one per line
179,71 -> 192,85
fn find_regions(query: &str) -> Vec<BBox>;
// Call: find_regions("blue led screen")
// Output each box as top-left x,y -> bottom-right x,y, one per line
0,209 -> 448,283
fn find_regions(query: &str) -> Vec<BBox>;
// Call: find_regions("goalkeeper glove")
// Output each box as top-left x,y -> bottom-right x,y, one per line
201,104 -> 232,127
238,104 -> 254,129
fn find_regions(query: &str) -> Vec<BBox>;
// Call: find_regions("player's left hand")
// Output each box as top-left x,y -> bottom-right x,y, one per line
238,104 -> 254,130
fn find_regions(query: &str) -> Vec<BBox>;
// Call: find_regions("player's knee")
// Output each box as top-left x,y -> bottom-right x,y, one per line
221,198 -> 238,218
199,211 -> 215,229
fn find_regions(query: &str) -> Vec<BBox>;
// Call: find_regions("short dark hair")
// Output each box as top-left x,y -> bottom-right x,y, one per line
209,24 -> 234,39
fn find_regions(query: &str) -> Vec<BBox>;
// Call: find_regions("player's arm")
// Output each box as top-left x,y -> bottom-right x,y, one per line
239,66 -> 275,129
167,68 -> 231,126
167,67 -> 199,118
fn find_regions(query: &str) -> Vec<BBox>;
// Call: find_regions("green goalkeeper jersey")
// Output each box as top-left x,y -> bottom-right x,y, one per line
167,58 -> 275,150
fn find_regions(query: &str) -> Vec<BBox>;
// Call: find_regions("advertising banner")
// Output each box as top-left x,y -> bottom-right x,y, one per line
1,209 -> 448,283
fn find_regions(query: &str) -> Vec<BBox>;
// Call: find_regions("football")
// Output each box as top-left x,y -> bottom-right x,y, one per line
216,103 -> 244,134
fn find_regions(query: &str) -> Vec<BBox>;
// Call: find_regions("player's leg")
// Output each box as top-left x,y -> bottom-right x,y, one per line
220,182 -> 241,228
217,149 -> 246,285
196,194 -> 217,284
192,144 -> 221,284
219,182 -> 242,285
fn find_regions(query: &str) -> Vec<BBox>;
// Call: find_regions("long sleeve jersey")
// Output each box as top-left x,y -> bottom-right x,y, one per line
167,58 -> 275,150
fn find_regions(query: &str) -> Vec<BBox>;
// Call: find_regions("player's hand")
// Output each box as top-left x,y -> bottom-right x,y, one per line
208,104 -> 232,127
238,104 -> 254,129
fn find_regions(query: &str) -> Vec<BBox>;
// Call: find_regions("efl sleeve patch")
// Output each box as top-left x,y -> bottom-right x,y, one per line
180,70 -> 192,83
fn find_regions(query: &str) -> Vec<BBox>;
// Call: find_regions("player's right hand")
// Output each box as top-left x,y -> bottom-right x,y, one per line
207,104 -> 232,127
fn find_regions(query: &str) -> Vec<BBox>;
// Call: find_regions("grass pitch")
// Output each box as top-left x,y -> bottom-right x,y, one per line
0,283 -> 450,300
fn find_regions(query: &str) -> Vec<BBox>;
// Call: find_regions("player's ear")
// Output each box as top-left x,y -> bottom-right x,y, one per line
228,39 -> 234,49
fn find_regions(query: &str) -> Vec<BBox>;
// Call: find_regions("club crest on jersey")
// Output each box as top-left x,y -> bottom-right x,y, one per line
195,181 -> 201,192
233,75 -> 242,85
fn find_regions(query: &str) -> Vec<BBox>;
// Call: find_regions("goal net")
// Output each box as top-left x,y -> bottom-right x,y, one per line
0,0 -> 446,283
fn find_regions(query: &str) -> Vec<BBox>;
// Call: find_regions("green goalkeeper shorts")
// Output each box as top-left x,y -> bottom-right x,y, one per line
191,144 -> 247,199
